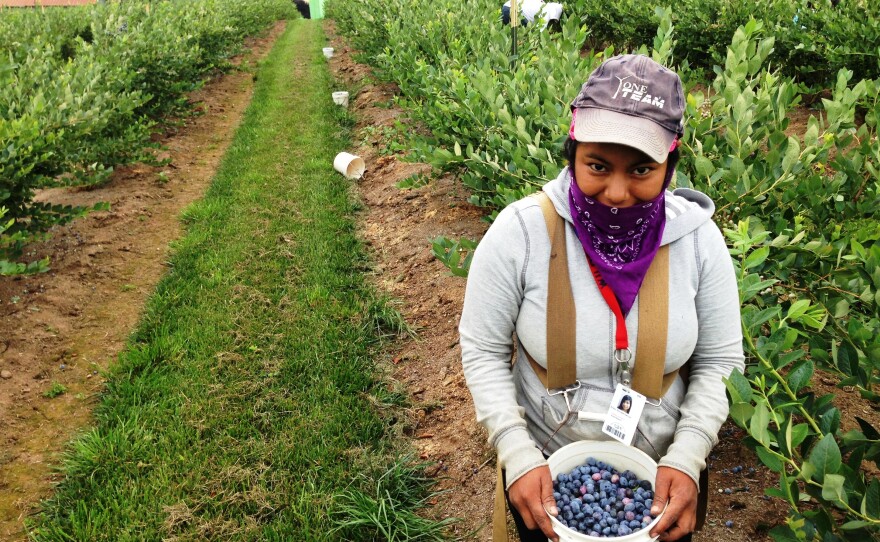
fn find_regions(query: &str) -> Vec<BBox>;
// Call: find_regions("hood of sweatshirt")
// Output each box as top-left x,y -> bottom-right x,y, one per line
541,166 -> 715,246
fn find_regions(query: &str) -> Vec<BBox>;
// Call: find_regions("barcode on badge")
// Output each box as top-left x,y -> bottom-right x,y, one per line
604,424 -> 625,440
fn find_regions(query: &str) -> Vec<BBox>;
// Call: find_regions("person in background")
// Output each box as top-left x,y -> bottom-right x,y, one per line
501,0 -> 563,30
459,54 -> 744,541
293,0 -> 311,19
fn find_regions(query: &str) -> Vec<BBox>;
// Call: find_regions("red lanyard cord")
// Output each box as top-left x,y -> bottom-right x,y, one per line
588,260 -> 628,351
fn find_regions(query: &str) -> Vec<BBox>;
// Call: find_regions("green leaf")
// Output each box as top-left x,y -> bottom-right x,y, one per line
841,520 -> 873,530
765,487 -> 788,500
818,408 -> 841,435
769,524 -> 801,542
785,299 -> 811,321
774,349 -> 804,370
779,416 -> 793,456
781,136 -> 800,174
787,360 -> 814,393
790,423 -> 809,448
799,460 -> 816,482
755,445 -> 784,472
744,246 -> 770,270
820,473 -> 846,504
750,402 -> 772,447
694,156 -> 715,177
724,368 -> 753,403
729,402 -> 755,428
808,434 -> 842,481
863,479 -> 880,517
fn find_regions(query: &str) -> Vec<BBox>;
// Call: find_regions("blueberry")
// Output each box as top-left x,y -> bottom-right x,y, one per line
725,520 -> 734,528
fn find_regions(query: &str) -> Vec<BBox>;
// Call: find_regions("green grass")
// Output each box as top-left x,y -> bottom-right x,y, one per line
28,20 -> 450,541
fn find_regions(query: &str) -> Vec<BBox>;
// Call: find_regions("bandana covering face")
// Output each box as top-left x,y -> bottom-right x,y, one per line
567,150 -> 679,314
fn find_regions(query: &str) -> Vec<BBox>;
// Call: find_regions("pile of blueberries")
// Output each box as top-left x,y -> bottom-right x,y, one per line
552,457 -> 657,538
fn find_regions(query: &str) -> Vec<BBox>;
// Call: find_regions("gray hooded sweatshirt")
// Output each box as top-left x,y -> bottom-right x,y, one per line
459,168 -> 745,489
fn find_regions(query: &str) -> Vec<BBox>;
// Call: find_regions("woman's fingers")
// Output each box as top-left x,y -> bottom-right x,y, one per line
534,471 -> 560,541
649,493 -> 681,538
508,466 -> 559,541
649,467 -> 698,540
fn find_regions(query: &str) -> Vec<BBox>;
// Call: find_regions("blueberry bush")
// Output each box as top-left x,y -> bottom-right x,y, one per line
0,0 -> 296,275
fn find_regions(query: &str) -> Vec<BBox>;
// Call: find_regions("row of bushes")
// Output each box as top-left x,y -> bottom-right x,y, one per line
0,0 -> 297,274
328,0 -> 880,539
567,0 -> 880,87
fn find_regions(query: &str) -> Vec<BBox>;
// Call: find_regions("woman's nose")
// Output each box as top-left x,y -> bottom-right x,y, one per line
603,176 -> 630,206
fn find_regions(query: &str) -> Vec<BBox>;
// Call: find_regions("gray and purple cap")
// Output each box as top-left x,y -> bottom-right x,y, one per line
569,54 -> 685,164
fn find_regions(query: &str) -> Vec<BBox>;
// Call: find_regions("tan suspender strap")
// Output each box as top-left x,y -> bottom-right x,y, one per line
533,192 -> 577,389
630,245 -> 675,399
493,462 -> 509,542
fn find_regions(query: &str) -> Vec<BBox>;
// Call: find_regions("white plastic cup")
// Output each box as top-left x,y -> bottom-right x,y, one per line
331,91 -> 349,108
333,152 -> 365,180
546,441 -> 664,542
322,47 -> 334,59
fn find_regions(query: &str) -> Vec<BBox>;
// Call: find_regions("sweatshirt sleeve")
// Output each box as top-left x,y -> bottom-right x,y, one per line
459,204 -> 548,487
658,221 -> 746,484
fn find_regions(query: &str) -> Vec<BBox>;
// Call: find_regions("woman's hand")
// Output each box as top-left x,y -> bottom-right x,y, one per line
508,465 -> 560,542
648,466 -> 698,541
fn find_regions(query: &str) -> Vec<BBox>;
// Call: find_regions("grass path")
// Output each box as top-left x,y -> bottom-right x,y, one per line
28,20 -> 446,541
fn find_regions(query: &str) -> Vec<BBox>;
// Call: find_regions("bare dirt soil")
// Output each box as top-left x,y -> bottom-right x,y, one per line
0,16 -> 875,542
0,21 -> 285,541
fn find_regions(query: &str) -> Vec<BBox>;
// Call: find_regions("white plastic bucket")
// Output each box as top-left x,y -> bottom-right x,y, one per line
546,441 -> 663,542
331,91 -> 349,108
322,47 -> 334,59
333,152 -> 365,179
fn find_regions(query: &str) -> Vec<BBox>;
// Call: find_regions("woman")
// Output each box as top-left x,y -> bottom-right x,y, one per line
618,394 -> 632,414
459,54 -> 744,542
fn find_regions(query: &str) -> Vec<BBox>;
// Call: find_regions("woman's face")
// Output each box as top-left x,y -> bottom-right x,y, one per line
573,142 -> 668,208
621,399 -> 631,411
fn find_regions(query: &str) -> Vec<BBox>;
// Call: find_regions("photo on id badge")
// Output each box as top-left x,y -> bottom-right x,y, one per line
603,384 -> 646,445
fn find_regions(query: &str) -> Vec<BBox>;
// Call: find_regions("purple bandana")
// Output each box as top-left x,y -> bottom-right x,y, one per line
567,151 -> 679,314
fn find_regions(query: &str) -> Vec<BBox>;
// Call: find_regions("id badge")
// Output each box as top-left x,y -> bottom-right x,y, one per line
602,384 -> 646,445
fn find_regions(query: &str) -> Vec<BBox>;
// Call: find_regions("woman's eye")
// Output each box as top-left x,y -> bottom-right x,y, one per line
633,166 -> 652,175
588,163 -> 606,172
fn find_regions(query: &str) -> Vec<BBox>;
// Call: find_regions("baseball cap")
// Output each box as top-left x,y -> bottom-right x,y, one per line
569,54 -> 685,163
